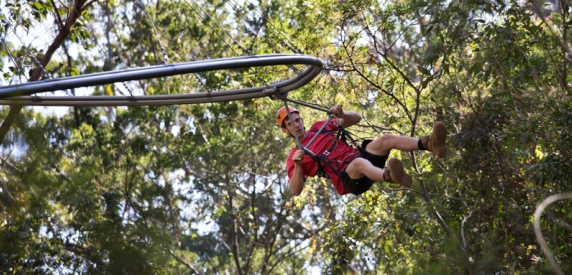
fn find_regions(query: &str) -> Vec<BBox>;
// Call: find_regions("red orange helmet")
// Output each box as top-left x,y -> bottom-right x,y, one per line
276,106 -> 299,127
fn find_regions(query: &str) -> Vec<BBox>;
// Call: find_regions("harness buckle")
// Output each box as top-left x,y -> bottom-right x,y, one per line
322,150 -> 330,156
303,147 -> 315,156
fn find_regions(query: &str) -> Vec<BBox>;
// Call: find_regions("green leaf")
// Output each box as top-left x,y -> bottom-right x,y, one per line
70,67 -> 80,76
424,25 -> 434,35
417,66 -> 431,75
32,2 -> 43,11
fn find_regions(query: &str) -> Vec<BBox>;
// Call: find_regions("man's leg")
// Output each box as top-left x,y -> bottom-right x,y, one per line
345,158 -> 412,187
364,121 -> 448,158
345,121 -> 448,188
363,134 -> 419,156
344,158 -> 384,182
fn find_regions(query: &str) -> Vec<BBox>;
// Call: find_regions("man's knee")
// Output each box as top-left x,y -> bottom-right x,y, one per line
351,158 -> 368,169
346,158 -> 368,178
368,134 -> 396,153
378,134 -> 396,146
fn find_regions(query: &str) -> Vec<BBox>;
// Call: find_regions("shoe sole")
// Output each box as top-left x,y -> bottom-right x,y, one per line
388,158 -> 412,188
432,122 -> 448,158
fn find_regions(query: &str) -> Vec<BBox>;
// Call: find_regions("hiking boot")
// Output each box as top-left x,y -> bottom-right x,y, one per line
421,121 -> 448,158
383,158 -> 412,188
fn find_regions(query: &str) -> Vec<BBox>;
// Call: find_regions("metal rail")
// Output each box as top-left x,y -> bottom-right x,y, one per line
0,54 -> 323,106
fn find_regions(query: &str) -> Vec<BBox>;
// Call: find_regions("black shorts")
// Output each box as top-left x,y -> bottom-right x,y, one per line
341,140 -> 389,195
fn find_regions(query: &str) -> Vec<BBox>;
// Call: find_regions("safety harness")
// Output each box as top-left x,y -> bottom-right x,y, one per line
302,118 -> 361,179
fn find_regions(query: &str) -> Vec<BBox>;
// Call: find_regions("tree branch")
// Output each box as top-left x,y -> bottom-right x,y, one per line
0,0 -> 95,152
227,180 -> 244,275
49,0 -> 65,29
169,249 -> 203,275
0,180 -> 15,203
534,193 -> 572,275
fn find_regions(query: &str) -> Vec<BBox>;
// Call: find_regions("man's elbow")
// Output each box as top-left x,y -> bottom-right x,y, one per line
290,189 -> 302,196
289,182 -> 304,196
352,113 -> 362,124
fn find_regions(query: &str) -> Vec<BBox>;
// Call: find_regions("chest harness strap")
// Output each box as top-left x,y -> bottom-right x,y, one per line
302,116 -> 361,179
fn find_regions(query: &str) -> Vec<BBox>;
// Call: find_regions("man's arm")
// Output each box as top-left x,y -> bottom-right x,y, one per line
289,149 -> 306,196
331,105 -> 361,128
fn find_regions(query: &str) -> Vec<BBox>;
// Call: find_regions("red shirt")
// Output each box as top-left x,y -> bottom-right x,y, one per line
287,119 -> 359,195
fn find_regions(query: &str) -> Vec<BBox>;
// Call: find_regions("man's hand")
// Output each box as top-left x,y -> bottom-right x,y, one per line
330,105 -> 344,118
290,149 -> 306,196
292,149 -> 304,165
330,105 -> 361,128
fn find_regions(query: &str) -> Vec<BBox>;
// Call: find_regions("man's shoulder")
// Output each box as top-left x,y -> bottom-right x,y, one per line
309,119 -> 338,131
310,120 -> 324,128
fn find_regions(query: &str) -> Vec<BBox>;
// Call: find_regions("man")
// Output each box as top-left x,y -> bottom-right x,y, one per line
277,105 -> 447,196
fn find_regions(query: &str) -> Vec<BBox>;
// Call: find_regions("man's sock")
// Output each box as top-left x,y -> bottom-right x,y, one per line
418,139 -> 426,150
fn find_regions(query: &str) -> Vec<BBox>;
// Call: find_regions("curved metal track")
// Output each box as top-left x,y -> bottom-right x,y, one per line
0,54 -> 322,106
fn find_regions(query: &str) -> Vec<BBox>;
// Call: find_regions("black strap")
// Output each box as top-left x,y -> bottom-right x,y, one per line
338,125 -> 360,148
308,154 -> 343,179
306,125 -> 361,179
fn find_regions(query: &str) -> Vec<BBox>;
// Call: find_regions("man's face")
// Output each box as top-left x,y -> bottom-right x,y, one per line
281,113 -> 307,140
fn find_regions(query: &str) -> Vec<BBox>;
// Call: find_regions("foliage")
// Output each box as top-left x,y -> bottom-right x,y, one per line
1,0 -> 572,274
